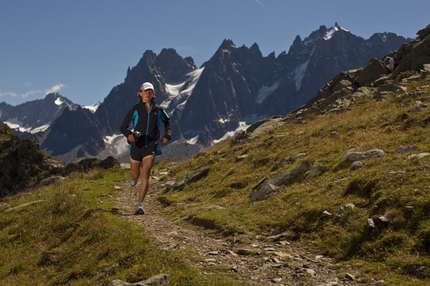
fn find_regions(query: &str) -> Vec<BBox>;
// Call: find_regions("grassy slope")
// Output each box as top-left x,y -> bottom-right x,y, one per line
156,76 -> 430,285
0,169 -> 245,285
1,76 -> 430,285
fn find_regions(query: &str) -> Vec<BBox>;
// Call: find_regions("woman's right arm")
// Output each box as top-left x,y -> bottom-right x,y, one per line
119,107 -> 135,137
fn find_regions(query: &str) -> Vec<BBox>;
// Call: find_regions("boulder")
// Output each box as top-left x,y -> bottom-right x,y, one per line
354,58 -> 390,87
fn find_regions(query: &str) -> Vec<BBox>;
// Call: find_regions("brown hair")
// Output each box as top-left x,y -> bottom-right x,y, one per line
137,89 -> 156,101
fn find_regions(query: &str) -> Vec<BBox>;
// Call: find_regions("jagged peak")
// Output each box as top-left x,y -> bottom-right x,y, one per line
317,25 -> 328,34
250,42 -> 260,51
44,92 -> 70,104
249,42 -> 263,57
142,49 -> 156,58
293,35 -> 302,44
45,92 -> 61,99
220,39 -> 236,50
158,48 -> 188,62
323,23 -> 350,40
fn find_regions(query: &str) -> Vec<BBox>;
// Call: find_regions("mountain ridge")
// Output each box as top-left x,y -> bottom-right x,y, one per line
0,23 -> 413,163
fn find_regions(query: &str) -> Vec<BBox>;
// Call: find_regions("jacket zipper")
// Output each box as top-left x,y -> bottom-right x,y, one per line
144,103 -> 152,147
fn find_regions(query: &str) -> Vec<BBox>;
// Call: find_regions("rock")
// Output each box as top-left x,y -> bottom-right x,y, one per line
292,152 -> 307,160
271,157 -> 292,171
237,249 -> 252,256
307,161 -> 324,179
183,168 -> 209,184
346,149 -> 385,161
236,154 -> 248,162
271,277 -> 283,283
321,210 -> 332,218
63,156 -> 120,174
346,152 -> 366,161
337,204 -> 355,217
355,58 -> 390,87
165,180 -> 185,191
248,180 -> 286,201
109,274 -> 169,286
230,130 -> 251,146
38,251 -> 59,266
384,56 -> 395,71
0,125 -> 66,196
392,25 -> 430,76
305,268 -> 317,277
165,168 -> 210,191
38,176 -> 66,187
344,273 -> 355,281
249,161 -> 310,201
407,153 -> 430,160
377,215 -> 390,224
377,81 -> 404,93
394,145 -> 418,153
367,219 -> 376,229
369,280 -> 385,285
408,101 -> 427,113
350,161 -> 363,170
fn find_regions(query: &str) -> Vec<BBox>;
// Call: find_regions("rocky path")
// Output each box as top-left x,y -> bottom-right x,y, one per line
114,177 -> 357,286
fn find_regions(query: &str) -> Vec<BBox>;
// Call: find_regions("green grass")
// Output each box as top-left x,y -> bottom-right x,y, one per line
156,76 -> 430,285
2,75 -> 430,285
0,168 -> 246,286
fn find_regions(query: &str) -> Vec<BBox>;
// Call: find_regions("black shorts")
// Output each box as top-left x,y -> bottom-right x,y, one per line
130,145 -> 156,161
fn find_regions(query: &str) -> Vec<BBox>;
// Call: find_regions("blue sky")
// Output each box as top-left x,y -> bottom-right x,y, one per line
1,0 -> 429,107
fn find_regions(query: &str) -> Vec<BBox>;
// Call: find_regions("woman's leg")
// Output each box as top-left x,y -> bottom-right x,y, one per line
138,154 -> 155,202
129,157 -> 141,185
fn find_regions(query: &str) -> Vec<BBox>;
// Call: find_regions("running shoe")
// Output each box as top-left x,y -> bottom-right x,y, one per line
134,202 -> 144,215
130,177 -> 137,186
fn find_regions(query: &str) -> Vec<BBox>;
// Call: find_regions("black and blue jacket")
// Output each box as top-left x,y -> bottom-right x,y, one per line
120,100 -> 172,150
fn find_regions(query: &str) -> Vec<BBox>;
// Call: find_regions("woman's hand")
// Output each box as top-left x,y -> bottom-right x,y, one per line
127,134 -> 135,143
162,138 -> 169,146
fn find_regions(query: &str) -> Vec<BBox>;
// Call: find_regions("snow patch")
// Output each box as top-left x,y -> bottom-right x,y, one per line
104,134 -> 122,144
256,82 -> 279,104
165,82 -> 184,97
182,68 -> 203,94
213,121 -> 249,143
54,97 -> 64,106
4,121 -> 49,134
161,68 -> 203,110
187,135 -> 199,145
29,124 -> 50,133
102,133 -> 129,157
213,114 -> 265,144
83,102 -> 101,113
294,60 -> 309,91
324,25 -> 349,40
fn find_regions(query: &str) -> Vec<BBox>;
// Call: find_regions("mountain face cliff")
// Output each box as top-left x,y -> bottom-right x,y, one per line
171,23 -> 410,146
0,93 -> 78,134
0,24 -> 413,163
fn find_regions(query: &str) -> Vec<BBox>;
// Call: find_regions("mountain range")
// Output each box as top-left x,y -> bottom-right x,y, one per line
0,23 -> 411,163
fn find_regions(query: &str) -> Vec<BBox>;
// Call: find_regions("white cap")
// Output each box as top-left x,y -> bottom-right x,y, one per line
140,82 -> 154,91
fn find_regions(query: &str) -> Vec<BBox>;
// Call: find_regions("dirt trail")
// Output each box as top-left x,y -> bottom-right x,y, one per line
114,176 -> 349,286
